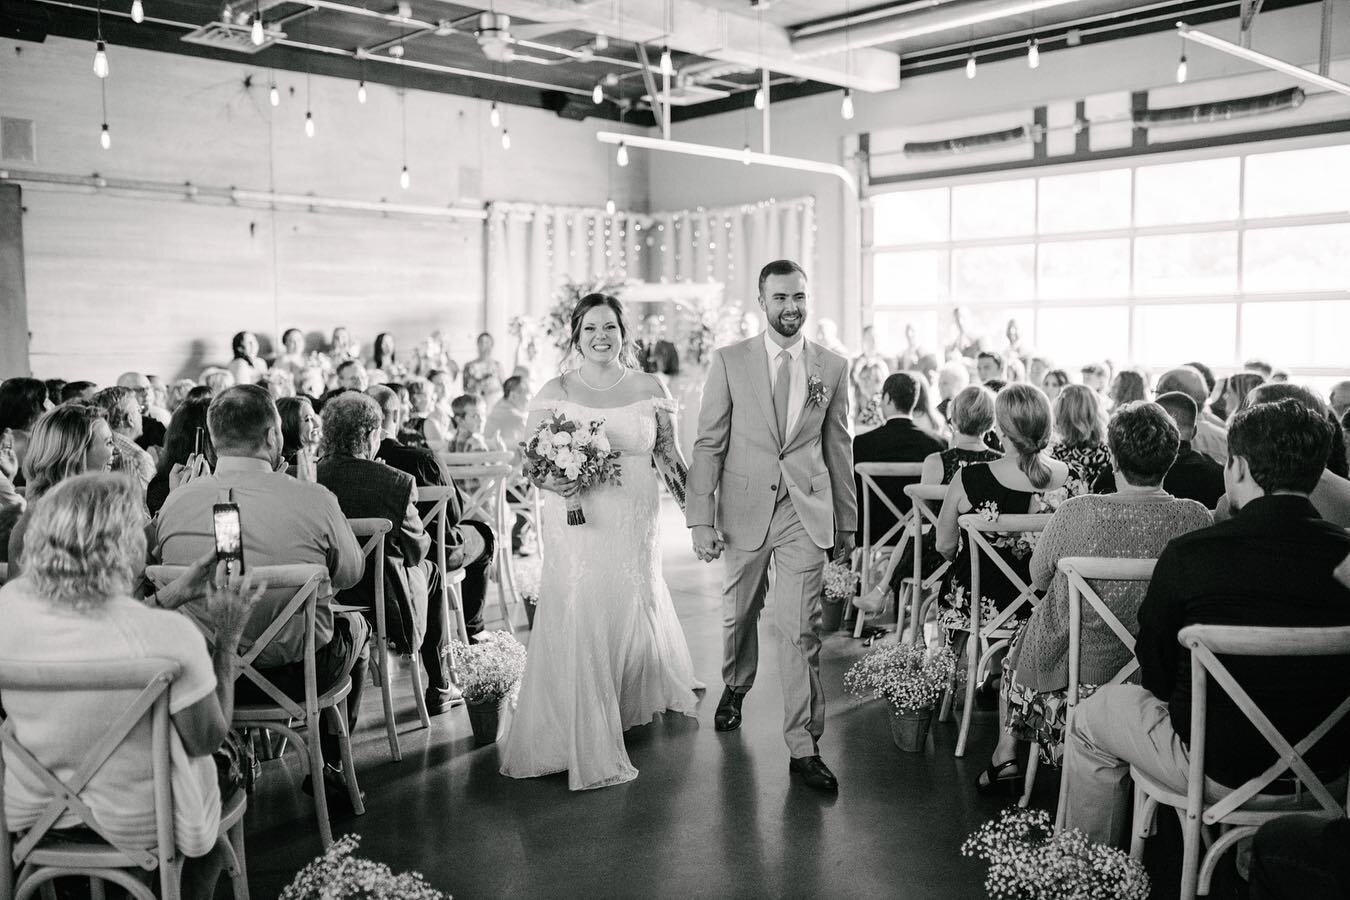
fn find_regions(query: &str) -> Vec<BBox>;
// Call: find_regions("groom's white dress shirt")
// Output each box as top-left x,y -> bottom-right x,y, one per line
764,331 -> 807,438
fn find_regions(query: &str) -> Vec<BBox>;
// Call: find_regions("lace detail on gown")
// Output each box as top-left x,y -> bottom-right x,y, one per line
500,397 -> 703,790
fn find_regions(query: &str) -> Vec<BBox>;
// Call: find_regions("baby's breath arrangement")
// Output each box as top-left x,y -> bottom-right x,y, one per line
844,643 -> 956,714
823,560 -> 859,603
961,808 -> 1150,900
451,630 -> 528,704
280,834 -> 448,899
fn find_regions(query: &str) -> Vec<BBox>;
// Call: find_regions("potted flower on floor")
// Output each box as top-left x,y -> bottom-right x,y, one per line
452,630 -> 527,746
280,833 -> 448,898
844,643 -> 955,752
821,560 -> 858,632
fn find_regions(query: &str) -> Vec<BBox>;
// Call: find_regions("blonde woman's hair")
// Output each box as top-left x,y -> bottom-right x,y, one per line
24,472 -> 146,611
949,385 -> 995,438
995,383 -> 1054,489
22,404 -> 108,502
1052,384 -> 1108,447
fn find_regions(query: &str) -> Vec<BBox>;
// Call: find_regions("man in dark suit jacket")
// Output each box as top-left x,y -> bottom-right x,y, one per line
636,316 -> 680,376
316,392 -> 460,715
1062,399 -> 1350,846
1093,392 -> 1225,508
852,372 -> 948,546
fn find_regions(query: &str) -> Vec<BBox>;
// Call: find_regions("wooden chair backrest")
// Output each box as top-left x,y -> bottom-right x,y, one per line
444,463 -> 514,529
440,450 -> 514,468
347,517 -> 393,642
856,462 -> 925,552
1058,556 -> 1157,697
958,513 -> 1053,634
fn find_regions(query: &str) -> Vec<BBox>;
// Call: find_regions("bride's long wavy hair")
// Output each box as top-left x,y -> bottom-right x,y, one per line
564,293 -> 639,371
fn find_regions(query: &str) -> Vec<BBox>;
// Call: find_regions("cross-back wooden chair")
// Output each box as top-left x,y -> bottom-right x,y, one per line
848,463 -> 924,637
440,451 -> 524,631
1009,556 -> 1156,817
417,486 -> 470,645
144,564 -> 361,848
1130,623 -> 1350,899
345,517 -> 427,762
896,483 -> 951,646
0,658 -> 248,900
946,513 -> 1052,758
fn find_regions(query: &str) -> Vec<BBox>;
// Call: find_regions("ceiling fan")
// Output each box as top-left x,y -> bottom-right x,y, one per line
474,10 -> 592,62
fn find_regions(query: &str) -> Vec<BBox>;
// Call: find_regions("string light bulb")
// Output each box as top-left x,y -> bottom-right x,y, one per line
93,40 -> 109,78
840,88 -> 854,120
357,80 -> 367,103
304,110 -> 314,137
130,0 -> 143,23
269,82 -> 279,106
966,55 -> 977,79
1028,37 -> 1040,69
753,86 -> 765,110
605,198 -> 616,215
501,128 -> 511,150
592,83 -> 603,104
616,141 -> 629,167
489,101 -> 500,129
659,45 -> 673,76
250,15 -> 264,46
400,165 -> 410,189
1176,52 -> 1188,83
100,122 -> 111,149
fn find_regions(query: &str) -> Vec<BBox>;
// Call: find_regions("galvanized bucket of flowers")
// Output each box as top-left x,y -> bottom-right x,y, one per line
821,560 -> 858,632
451,630 -> 528,745
845,643 -> 956,752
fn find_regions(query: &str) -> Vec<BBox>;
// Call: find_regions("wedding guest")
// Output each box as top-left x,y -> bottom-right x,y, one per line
1329,380 -> 1350,421
910,371 -> 946,435
1005,357 -> 1027,384
852,359 -> 889,433
0,473 -> 251,900
945,306 -> 983,360
328,326 -> 359,365
896,323 -> 928,373
1249,815 -> 1350,899
637,316 -> 681,376
449,394 -> 491,453
226,331 -> 268,386
152,385 -> 369,808
1048,385 -> 1112,497
273,328 -> 309,377
1080,362 -> 1109,395
1155,366 -> 1227,465
1061,399 -> 1350,846
921,386 -> 1001,485
0,377 -> 51,481
1028,357 -> 1053,390
200,368 -> 235,396
485,375 -> 531,453
814,318 -> 849,357
1244,358 -> 1274,378
1212,371 -> 1265,424
935,385 -> 1069,634
146,375 -> 172,426
185,385 -> 214,405
1004,319 -> 1029,366
61,380 -> 99,404
91,386 -> 156,495
936,361 -> 970,421
398,377 -> 436,447
976,351 -> 1005,384
295,366 -> 326,402
4,404 -> 114,571
335,359 -> 369,393
980,402 -> 1212,791
166,378 -> 196,412
117,372 -> 167,451
43,379 -> 65,407
852,373 -> 947,548
1041,368 -> 1070,403
1269,369 -> 1289,383
0,429 -> 24,552
263,370 -> 295,401
1108,369 -> 1148,409
1184,360 -> 1217,398
277,396 -> 320,481
147,396 -> 215,516
1094,393 -> 1225,508
462,333 -> 504,398
370,332 -> 407,383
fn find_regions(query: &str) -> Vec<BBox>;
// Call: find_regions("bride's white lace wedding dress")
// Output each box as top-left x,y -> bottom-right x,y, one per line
499,396 -> 703,790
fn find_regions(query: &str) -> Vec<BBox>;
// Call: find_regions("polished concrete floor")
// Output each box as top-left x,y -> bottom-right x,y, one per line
240,499 -> 1195,899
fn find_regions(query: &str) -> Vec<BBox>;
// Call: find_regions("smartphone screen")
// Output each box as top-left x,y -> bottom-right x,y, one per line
212,503 -> 244,576
193,427 -> 203,457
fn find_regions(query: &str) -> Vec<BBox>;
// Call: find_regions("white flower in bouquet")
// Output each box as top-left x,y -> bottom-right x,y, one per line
592,432 -> 611,454
822,560 -> 859,603
844,643 -> 956,714
551,430 -> 573,447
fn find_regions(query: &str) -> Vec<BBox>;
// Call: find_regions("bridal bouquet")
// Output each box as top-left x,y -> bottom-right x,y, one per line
521,412 -> 622,525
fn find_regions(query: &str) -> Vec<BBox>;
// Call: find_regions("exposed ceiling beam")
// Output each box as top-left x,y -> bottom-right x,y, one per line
1178,22 -> 1350,97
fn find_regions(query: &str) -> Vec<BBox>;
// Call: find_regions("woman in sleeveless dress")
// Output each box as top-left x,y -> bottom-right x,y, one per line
500,294 -> 702,791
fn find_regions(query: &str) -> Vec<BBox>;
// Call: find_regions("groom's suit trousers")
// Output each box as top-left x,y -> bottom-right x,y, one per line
722,489 -> 826,758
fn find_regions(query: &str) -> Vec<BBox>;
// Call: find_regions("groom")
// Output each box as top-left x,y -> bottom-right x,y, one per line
688,259 -> 857,792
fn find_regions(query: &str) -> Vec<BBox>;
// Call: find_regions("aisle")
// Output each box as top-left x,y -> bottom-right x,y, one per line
242,498 -> 1005,899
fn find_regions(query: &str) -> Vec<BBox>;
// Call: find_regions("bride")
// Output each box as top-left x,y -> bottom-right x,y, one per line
499,293 -> 704,790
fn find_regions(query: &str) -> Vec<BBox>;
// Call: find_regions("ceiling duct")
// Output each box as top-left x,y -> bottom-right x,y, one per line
643,78 -> 731,106
182,21 -> 279,53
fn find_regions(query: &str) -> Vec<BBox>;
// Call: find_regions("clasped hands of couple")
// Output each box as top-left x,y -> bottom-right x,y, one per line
691,526 -> 856,565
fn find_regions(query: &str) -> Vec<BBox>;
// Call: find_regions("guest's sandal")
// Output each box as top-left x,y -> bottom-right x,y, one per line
975,758 -> 1021,795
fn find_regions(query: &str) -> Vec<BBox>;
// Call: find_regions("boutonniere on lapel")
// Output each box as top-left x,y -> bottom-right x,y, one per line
806,374 -> 828,406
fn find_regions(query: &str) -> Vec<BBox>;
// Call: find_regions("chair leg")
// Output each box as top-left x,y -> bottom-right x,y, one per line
377,639 -> 401,761
331,700 -> 366,817
955,632 -> 980,757
409,649 -> 431,729
1180,807 -> 1203,900
227,817 -> 250,900
1018,746 -> 1039,808
304,713 -> 333,848
1198,825 -> 1253,897
1054,747 -> 1072,832
1130,790 -> 1157,861
89,879 -> 105,900
449,581 -> 469,644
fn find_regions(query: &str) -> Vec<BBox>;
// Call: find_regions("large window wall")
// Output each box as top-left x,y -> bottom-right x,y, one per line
865,137 -> 1350,379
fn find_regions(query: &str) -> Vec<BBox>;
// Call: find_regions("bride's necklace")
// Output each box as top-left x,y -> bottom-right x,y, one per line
576,365 -> 628,392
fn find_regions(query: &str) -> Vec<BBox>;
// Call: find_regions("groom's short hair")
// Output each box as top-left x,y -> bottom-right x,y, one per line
758,259 -> 808,296
882,373 -> 920,415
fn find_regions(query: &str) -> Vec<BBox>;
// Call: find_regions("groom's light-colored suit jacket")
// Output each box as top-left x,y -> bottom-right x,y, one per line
687,336 -> 857,551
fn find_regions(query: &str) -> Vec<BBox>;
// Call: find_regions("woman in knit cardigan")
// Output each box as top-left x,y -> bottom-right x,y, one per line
976,400 -> 1213,793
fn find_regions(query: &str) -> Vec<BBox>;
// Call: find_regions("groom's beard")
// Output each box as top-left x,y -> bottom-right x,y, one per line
770,312 -> 804,339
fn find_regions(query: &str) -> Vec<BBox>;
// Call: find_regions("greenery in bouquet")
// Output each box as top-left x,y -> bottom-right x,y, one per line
844,643 -> 956,715
280,834 -> 448,899
450,630 -> 527,705
822,560 -> 859,604
961,808 -> 1150,900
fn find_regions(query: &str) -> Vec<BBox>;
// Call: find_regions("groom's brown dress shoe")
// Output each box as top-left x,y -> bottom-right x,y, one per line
714,686 -> 745,732
789,756 -> 839,792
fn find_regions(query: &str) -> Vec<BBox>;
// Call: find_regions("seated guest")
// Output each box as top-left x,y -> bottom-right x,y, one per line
852,359 -> 890,433
485,374 -> 532,453
43,379 -> 65,407
1211,371 -> 1265,424
335,358 -> 369,393
60,380 -> 99,405
1080,362 -> 1108,395
200,368 -> 235,397
5,405 -> 114,570
1243,357 -> 1274,379
0,474 -> 252,900
147,396 -> 215,516
399,376 -> 436,447
1249,815 -> 1350,899
1156,366 -> 1227,465
1061,399 -> 1350,846
1094,392 -> 1225,508
263,370 -> 296,401
921,386 -> 1001,486
296,366 -> 327,403
1048,385 -> 1112,498
0,377 -> 52,484
273,327 -> 309,377
1040,368 -> 1069,403
1107,369 -> 1147,409
450,394 -> 491,453
166,378 -> 197,412
92,386 -> 156,494
145,375 -> 173,426
1329,380 -> 1350,422
226,331 -> 268,386
935,385 -> 1069,633
908,371 -> 945,435
317,392 -> 459,712
117,371 -> 167,450
277,396 -> 321,481
853,373 -> 947,547
976,351 -> 1004,384
0,428 -> 22,531
935,362 -> 970,421
152,385 -> 369,805
1027,357 -> 1053,390
980,402 -> 1212,791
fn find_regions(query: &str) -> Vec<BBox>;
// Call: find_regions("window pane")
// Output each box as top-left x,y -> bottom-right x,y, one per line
1244,145 -> 1350,219
873,309 -> 940,359
872,188 -> 949,245
1243,223 -> 1350,293
1134,232 -> 1238,296
872,250 -> 949,305
1135,158 -> 1240,226
952,244 -> 1034,302
1038,239 -> 1130,299
1038,169 -> 1132,233
1035,306 -> 1130,368
1134,303 -> 1236,369
951,179 -> 1035,239
1240,301 -> 1350,367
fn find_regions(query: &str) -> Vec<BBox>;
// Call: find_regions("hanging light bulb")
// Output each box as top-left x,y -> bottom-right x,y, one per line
592,83 -> 603,104
130,0 -> 143,23
753,86 -> 765,110
615,141 -> 628,167
357,80 -> 367,104
605,198 -> 616,216
93,40 -> 109,78
1176,52 -> 1188,84
400,165 -> 410,189
741,143 -> 752,165
100,122 -> 111,149
269,82 -> 279,106
250,15 -> 264,46
966,55 -> 977,79
840,88 -> 854,121
659,45 -> 673,77
501,129 -> 511,150
304,111 -> 314,137
1028,38 -> 1040,69
489,101 -> 501,129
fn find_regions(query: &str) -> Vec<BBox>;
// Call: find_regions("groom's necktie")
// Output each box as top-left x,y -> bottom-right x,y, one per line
773,349 -> 792,443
